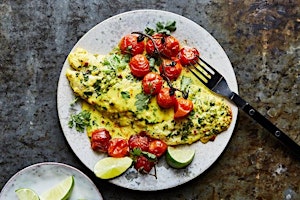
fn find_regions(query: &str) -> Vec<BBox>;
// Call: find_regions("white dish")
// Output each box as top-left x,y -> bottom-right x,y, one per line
0,162 -> 103,200
57,9 -> 238,191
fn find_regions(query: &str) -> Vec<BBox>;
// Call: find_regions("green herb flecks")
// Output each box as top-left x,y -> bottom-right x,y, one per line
102,53 -> 128,73
130,148 -> 157,162
180,76 -> 192,94
70,97 -> 79,107
121,91 -> 130,100
68,110 -> 91,132
134,93 -> 152,111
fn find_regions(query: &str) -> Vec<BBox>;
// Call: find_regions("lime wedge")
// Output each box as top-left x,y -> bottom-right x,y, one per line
166,146 -> 195,169
15,188 -> 40,200
94,157 -> 133,179
40,176 -> 74,200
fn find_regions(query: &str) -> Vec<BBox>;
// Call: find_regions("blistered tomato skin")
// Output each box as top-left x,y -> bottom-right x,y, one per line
159,58 -> 183,80
148,139 -> 168,158
134,155 -> 155,173
90,128 -> 111,152
119,34 -> 145,56
178,47 -> 200,66
142,72 -> 163,95
108,138 -> 129,158
161,35 -> 180,58
174,97 -> 194,119
129,54 -> 150,78
128,134 -> 150,152
156,87 -> 176,109
146,33 -> 165,56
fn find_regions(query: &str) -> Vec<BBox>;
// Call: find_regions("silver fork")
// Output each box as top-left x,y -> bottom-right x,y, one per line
187,57 -> 300,158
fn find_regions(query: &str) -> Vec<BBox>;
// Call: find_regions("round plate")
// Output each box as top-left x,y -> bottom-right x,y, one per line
57,9 -> 238,191
0,162 -> 103,200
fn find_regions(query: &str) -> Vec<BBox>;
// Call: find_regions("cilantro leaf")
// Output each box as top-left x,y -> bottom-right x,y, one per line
156,21 -> 176,35
165,21 -> 176,32
145,27 -> 155,35
145,21 -> 177,35
141,151 -> 157,161
180,76 -> 192,93
121,91 -> 130,99
130,147 -> 157,162
68,110 -> 91,132
135,93 -> 151,111
131,148 -> 142,156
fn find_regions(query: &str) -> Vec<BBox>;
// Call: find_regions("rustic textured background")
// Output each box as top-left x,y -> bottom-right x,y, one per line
1,0 -> 299,199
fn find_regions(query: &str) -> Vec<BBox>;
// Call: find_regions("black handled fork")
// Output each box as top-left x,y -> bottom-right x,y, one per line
187,57 -> 300,159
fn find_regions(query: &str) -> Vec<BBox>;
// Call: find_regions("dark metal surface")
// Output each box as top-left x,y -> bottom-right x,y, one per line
1,0 -> 299,199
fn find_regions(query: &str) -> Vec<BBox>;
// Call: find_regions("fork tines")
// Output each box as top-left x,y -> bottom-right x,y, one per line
187,56 -> 223,89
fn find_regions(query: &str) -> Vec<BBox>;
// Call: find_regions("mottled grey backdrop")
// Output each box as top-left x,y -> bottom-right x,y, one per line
1,0 -> 299,199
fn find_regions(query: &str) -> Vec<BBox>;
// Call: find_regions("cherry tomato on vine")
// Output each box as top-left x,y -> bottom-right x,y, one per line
107,138 -> 129,158
90,128 -> 111,153
142,72 -> 163,95
145,33 -> 165,56
161,35 -> 180,58
128,134 -> 149,152
159,58 -> 182,80
119,34 -> 145,56
174,97 -> 194,119
134,155 -> 156,173
148,139 -> 167,158
129,54 -> 150,78
156,87 -> 176,109
178,47 -> 200,66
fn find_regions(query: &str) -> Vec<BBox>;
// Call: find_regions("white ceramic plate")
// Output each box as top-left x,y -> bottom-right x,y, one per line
0,162 -> 103,200
57,9 -> 238,191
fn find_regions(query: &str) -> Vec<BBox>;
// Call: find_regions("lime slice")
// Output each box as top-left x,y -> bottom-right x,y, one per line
94,157 -> 133,179
40,176 -> 74,200
166,146 -> 195,169
15,188 -> 40,200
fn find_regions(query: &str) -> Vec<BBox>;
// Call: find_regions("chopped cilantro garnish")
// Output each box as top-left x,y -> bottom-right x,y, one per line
121,91 -> 130,99
180,76 -> 192,93
130,147 -> 157,161
134,93 -> 151,111
145,21 -> 177,35
68,110 -> 91,132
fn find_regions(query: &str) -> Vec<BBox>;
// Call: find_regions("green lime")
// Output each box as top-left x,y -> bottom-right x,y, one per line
40,176 -> 74,200
15,188 -> 40,200
94,157 -> 133,179
166,146 -> 195,169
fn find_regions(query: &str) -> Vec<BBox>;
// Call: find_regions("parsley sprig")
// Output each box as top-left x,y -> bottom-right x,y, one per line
145,21 -> 176,35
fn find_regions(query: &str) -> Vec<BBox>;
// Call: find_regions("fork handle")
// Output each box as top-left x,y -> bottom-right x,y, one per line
230,92 -> 300,158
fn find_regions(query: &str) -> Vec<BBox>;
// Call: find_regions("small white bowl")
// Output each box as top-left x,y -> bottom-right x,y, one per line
0,162 -> 103,200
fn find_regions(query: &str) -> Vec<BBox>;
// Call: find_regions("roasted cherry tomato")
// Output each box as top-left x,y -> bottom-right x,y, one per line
128,134 -> 149,152
178,47 -> 200,66
148,139 -> 167,158
161,35 -> 180,58
156,87 -> 176,109
145,33 -> 165,56
142,72 -> 163,95
174,97 -> 194,119
119,34 -> 145,56
90,128 -> 111,152
134,155 -> 155,173
107,138 -> 129,158
159,58 -> 182,80
129,54 -> 150,78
